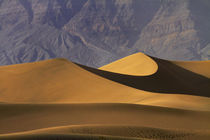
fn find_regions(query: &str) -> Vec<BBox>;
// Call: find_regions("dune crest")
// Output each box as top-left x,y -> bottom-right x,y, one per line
93,53 -> 210,97
100,52 -> 158,76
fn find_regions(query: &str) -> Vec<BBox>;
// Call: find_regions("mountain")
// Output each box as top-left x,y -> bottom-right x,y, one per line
0,0 -> 210,67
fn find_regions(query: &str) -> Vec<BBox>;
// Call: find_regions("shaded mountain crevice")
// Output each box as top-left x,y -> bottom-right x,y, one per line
0,0 -> 3,8
19,0 -> 34,23
66,0 -> 161,56
2,51 -> 13,64
43,0 -> 87,29
188,0 -> 210,59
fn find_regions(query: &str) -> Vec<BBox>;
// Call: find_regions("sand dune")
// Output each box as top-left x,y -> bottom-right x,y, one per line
0,57 -> 209,111
82,53 -> 210,97
100,52 -> 210,78
100,52 -> 158,76
0,52 -> 209,139
0,58 -> 149,103
0,103 -> 210,139
173,60 -> 210,78
0,134 -> 143,140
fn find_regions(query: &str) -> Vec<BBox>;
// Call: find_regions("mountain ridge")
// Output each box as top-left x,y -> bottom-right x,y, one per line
0,0 -> 209,67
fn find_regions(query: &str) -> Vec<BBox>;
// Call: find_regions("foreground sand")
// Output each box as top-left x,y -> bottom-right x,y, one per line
0,53 -> 209,139
1,125 -> 210,140
0,103 -> 210,139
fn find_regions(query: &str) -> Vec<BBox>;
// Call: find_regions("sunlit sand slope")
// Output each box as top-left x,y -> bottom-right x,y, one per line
0,58 -> 151,103
100,52 -> 158,76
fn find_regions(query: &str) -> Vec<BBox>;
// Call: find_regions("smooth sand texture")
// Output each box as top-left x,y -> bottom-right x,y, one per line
100,52 -> 158,76
0,52 -> 209,139
0,58 -> 150,103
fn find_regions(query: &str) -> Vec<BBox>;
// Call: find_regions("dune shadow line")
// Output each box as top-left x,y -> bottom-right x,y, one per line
76,57 -> 210,97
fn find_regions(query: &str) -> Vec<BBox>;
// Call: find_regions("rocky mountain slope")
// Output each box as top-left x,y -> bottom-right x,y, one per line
0,0 -> 209,67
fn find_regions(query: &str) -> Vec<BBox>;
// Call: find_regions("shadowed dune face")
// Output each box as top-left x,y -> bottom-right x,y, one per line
80,53 -> 210,97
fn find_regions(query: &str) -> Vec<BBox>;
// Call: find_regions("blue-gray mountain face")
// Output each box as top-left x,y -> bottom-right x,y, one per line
0,0 -> 209,67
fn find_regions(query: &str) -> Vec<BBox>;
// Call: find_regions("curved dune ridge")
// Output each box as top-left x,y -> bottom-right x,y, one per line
100,52 -> 158,76
83,53 -> 210,97
0,52 -> 209,139
100,52 -> 210,78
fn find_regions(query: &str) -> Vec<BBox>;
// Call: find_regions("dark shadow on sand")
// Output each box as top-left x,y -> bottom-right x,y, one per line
76,57 -> 210,97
